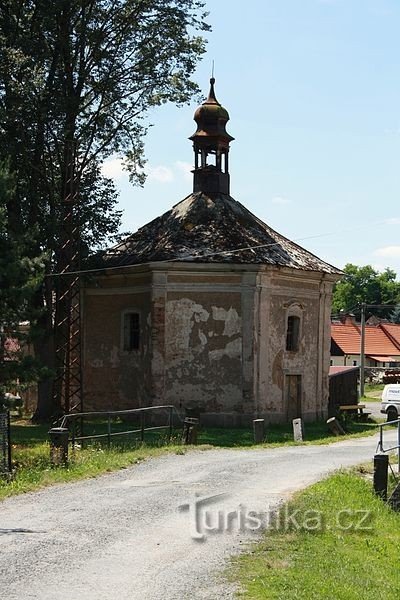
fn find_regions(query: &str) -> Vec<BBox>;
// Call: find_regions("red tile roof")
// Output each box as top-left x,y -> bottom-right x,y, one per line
331,323 -> 400,357
329,366 -> 359,377
380,323 -> 400,347
367,355 -> 400,363
365,326 -> 400,356
331,323 -> 360,354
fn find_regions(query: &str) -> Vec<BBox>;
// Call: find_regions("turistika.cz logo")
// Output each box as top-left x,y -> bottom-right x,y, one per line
179,493 -> 374,541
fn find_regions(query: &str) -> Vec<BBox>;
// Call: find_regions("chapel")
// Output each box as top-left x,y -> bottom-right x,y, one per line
82,79 -> 341,425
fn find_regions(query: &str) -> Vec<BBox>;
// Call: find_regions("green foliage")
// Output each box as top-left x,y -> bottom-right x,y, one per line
332,263 -> 400,320
232,472 -> 400,599
0,164 -> 46,398
390,304 -> 400,324
0,1 -> 210,417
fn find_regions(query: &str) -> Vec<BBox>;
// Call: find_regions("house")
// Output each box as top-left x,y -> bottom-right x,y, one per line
331,316 -> 400,368
82,79 -> 341,426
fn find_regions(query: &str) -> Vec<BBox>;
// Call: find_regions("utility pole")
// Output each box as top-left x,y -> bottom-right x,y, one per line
360,302 -> 366,399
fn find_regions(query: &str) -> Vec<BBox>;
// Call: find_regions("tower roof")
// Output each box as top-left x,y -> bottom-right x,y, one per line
190,78 -> 234,144
100,79 -> 341,277
101,192 -> 341,275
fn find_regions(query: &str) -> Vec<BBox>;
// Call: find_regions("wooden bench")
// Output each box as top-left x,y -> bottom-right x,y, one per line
339,404 -> 371,421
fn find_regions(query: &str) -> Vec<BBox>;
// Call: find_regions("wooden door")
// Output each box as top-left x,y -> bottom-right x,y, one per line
286,375 -> 302,421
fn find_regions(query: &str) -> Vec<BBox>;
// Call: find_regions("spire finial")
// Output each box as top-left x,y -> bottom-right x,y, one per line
211,59 -> 214,79
207,75 -> 217,103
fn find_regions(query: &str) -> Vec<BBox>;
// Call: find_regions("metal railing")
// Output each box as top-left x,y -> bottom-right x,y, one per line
59,405 -> 184,447
376,417 -> 400,474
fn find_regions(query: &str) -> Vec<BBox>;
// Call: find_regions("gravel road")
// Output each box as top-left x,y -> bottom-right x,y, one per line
0,431 -> 396,600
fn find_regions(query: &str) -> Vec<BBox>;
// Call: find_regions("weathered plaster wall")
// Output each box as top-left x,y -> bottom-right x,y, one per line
81,264 -> 335,426
256,270 -> 334,423
83,274 -> 152,410
164,291 -> 244,422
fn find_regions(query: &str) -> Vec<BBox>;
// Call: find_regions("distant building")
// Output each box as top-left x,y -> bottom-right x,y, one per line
82,79 -> 341,425
331,315 -> 400,367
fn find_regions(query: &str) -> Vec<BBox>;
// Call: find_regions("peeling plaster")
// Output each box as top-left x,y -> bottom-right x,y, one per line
209,337 -> 242,361
198,330 -> 208,346
212,306 -> 241,337
166,298 -> 210,356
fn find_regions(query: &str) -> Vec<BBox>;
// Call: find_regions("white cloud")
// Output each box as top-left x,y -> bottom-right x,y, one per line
384,218 -> 400,225
101,157 -> 126,179
271,195 -> 291,205
374,246 -> 400,258
147,165 -> 174,183
175,161 -> 193,182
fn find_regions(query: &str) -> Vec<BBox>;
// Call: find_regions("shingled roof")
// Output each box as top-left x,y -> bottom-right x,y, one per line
102,191 -> 341,274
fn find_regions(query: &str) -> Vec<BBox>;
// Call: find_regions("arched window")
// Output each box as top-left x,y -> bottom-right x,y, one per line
286,315 -> 300,352
122,311 -> 140,351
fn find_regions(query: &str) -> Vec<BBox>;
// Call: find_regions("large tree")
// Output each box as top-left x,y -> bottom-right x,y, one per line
332,264 -> 400,320
0,164 -> 45,402
0,0 -> 209,419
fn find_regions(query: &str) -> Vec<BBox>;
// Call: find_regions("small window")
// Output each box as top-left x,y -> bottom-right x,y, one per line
123,312 -> 140,351
286,315 -> 300,352
353,360 -> 358,366
330,359 -> 333,366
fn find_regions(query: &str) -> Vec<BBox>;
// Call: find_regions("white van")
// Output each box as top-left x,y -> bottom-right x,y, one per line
381,384 -> 400,421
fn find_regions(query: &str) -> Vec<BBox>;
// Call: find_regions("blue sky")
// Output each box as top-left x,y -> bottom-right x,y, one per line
103,0 -> 400,276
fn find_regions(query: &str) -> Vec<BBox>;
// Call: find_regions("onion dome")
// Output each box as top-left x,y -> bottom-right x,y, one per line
190,78 -> 234,144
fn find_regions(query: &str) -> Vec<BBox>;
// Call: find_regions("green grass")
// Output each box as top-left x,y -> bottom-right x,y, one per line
231,471 -> 400,599
364,383 -> 384,393
362,383 -> 384,402
198,420 -> 378,448
1,422 -> 188,501
0,417 -> 379,502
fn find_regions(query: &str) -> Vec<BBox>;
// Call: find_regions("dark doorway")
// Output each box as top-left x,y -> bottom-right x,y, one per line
286,375 -> 302,421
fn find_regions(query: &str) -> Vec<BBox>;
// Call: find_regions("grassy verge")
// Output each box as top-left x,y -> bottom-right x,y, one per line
231,471 -> 400,599
363,383 -> 384,403
199,420 -> 378,448
1,418 -> 380,501
1,422 -> 188,502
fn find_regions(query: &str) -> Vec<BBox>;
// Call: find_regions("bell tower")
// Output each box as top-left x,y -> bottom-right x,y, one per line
190,78 -> 234,196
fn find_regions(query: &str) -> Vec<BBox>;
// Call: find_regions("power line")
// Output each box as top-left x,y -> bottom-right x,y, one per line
47,217 -> 394,279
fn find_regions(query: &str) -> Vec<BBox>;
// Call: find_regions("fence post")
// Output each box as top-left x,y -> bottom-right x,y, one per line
292,418 -> 304,442
253,419 -> 265,444
107,414 -> 111,448
169,406 -> 173,441
49,427 -> 69,466
326,417 -> 345,436
182,417 -> 199,445
6,410 -> 12,474
373,454 -> 389,501
140,410 -> 145,442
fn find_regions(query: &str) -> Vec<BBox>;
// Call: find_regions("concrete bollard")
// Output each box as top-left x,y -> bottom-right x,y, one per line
49,427 -> 69,466
292,418 -> 304,442
253,419 -> 265,444
373,454 -> 389,501
182,417 -> 199,445
326,417 -> 345,437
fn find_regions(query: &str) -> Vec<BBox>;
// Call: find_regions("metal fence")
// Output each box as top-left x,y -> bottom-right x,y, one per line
376,417 -> 400,475
59,405 -> 182,447
0,411 -> 12,477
